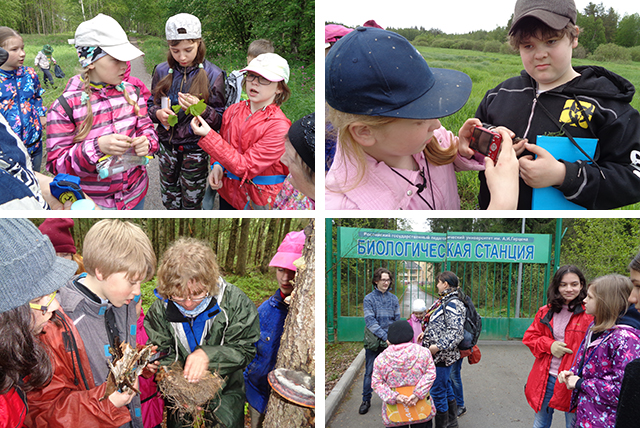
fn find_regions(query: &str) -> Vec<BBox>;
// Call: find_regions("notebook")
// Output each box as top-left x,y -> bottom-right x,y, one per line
531,136 -> 598,210
385,385 -> 432,423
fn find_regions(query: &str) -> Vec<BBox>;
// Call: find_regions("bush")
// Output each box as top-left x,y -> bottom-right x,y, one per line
412,35 -> 431,47
432,39 -> 455,49
457,39 -> 476,50
483,40 -> 502,53
629,46 -> 640,62
472,41 -> 485,51
590,43 -> 631,62
573,45 -> 588,59
500,43 -> 518,55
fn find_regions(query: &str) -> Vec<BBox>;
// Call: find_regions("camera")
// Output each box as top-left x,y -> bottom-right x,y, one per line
469,126 -> 502,162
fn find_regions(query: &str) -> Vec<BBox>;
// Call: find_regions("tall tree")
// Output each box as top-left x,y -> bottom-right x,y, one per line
616,14 -> 640,47
263,220 -> 315,427
235,218 -> 252,276
225,218 -> 240,273
261,218 -> 279,273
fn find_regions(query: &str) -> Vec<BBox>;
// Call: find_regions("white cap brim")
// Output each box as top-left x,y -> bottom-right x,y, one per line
240,66 -> 284,83
101,42 -> 144,62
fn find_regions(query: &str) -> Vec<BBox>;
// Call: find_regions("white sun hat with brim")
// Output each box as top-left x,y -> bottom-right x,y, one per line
73,13 -> 144,62
241,53 -> 290,84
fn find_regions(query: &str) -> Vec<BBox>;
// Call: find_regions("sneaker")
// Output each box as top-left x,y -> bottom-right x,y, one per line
457,406 -> 467,417
358,400 -> 371,414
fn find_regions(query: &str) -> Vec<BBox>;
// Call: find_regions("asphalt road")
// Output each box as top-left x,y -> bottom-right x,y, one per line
128,42 -> 164,210
327,341 -> 568,428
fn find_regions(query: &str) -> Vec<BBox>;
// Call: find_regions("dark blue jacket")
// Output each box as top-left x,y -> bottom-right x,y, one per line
147,60 -> 226,149
243,290 -> 288,413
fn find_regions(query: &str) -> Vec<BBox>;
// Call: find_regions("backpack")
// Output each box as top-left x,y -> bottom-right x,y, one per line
445,292 -> 482,350
224,70 -> 244,109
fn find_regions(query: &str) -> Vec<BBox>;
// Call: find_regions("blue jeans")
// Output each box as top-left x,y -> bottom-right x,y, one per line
363,348 -> 382,402
432,365 -> 455,412
532,375 -> 576,428
450,358 -> 465,408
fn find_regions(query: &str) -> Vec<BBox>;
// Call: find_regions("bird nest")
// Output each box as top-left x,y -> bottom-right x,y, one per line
156,362 -> 225,427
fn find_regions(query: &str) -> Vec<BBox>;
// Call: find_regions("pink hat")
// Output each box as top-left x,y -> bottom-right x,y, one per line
269,230 -> 305,271
325,24 -> 353,45
363,20 -> 384,29
38,218 -> 76,254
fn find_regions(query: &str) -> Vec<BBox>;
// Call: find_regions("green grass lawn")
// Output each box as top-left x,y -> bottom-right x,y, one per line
415,46 -> 640,210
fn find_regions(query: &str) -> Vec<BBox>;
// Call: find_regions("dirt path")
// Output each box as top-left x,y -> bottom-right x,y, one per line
130,39 -> 164,210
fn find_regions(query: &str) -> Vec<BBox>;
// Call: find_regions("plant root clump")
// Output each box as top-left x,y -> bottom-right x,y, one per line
156,362 -> 225,426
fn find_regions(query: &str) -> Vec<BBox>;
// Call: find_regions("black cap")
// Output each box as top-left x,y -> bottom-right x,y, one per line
288,113 -> 315,172
0,47 -> 7,68
387,320 -> 414,345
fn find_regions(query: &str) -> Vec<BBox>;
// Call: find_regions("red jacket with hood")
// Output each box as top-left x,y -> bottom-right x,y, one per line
523,304 -> 592,413
25,309 -> 131,428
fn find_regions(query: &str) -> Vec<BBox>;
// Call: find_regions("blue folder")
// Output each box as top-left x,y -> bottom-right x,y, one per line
531,136 -> 598,210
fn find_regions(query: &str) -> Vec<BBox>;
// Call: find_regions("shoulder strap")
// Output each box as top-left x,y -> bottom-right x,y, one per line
57,95 -> 76,127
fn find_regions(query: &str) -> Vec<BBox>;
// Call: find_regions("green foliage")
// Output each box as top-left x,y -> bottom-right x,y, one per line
413,35 -> 432,47
590,43 -> 631,62
577,14 -> 607,53
562,218 -> 640,280
629,46 -> 640,62
141,277 -> 157,314
225,272 -> 277,305
483,41 -> 502,53
616,14 -> 640,47
573,45 -> 588,59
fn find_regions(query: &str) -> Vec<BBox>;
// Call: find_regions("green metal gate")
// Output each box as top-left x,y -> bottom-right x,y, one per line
326,223 -> 553,342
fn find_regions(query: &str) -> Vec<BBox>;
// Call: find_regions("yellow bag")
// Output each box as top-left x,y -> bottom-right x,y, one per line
385,385 -> 432,424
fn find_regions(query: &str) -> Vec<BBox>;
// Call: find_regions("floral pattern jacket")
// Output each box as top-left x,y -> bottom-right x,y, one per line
372,342 -> 437,427
0,66 -> 45,154
569,308 -> 640,428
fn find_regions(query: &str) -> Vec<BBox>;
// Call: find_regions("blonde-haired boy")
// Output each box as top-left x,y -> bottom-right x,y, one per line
27,219 -> 157,428
145,237 -> 260,428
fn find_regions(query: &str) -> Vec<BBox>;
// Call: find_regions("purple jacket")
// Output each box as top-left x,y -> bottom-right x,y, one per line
325,127 -> 484,210
569,309 -> 640,428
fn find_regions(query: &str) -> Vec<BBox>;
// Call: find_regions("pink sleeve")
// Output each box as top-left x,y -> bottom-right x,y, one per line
45,102 -> 102,176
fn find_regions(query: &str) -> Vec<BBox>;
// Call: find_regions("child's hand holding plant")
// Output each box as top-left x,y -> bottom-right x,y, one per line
190,114 -> 212,137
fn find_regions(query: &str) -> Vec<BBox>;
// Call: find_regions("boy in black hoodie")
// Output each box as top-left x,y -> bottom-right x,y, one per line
476,0 -> 640,210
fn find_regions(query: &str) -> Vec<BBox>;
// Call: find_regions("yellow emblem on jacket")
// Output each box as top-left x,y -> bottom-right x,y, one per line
559,99 -> 595,129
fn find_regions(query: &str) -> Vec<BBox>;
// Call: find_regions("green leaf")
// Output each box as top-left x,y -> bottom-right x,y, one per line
167,115 -> 178,127
186,99 -> 207,117
171,104 -> 182,114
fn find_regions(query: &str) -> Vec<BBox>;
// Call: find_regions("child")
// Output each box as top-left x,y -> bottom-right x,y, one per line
244,230 -> 305,427
135,298 -> 164,428
408,298 -> 426,344
148,13 -> 226,210
144,237 -> 260,428
0,219 -> 78,427
45,14 -> 158,210
558,274 -> 640,428
324,27 -> 520,210
372,319 -> 437,428
26,219 -> 158,428
0,26 -> 46,172
523,265 -> 592,428
191,52 -> 292,210
476,0 -> 640,210
273,112 -> 315,210
34,44 -> 56,88
226,39 -> 275,108
616,251 -> 640,427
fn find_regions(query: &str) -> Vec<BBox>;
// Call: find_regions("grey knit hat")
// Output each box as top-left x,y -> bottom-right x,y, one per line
0,219 -> 78,313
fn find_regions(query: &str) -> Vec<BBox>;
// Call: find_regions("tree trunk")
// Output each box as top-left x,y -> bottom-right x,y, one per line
235,218 -> 251,276
260,218 -> 279,273
225,218 -> 240,274
263,220 -> 315,427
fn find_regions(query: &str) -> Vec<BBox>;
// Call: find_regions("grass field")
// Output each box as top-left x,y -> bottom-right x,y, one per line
415,46 -> 640,210
21,33 -> 315,125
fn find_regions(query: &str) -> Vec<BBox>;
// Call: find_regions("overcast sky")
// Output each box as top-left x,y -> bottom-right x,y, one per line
324,0 -> 640,35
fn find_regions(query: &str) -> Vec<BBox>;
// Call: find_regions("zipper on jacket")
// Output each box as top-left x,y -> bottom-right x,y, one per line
168,70 -> 188,145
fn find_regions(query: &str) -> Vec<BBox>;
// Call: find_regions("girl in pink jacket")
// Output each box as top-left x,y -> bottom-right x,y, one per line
46,14 -> 158,210
325,27 -> 519,210
372,320 -> 437,427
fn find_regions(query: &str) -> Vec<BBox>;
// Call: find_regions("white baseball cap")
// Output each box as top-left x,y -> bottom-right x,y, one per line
241,53 -> 290,84
74,14 -> 143,62
166,13 -> 202,40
